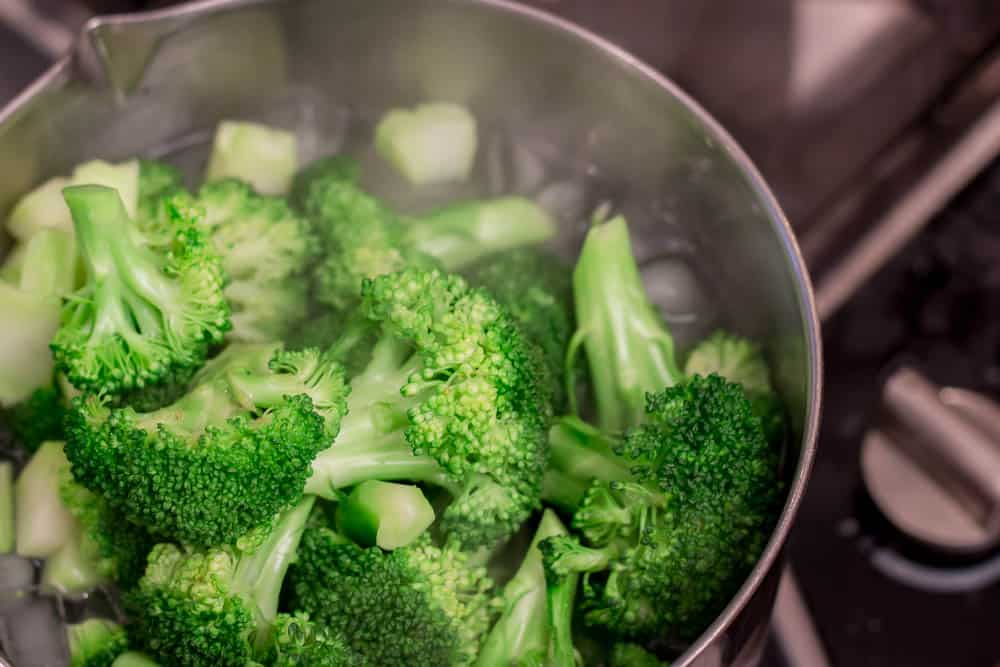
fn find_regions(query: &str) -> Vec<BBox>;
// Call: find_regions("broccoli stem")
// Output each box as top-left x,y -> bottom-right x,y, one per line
15,441 -> 76,559
232,495 -> 316,650
305,338 -> 458,497
406,197 -> 556,270
571,215 -> 681,432
541,469 -> 589,513
542,417 -> 632,511
335,480 -> 435,550
0,462 -> 12,553
41,525 -> 104,594
545,563 -> 579,667
113,653 -> 160,667
476,509 -> 569,667
67,618 -> 127,666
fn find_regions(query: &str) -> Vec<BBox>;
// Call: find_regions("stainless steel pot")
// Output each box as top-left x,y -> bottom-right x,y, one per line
0,1 -> 822,665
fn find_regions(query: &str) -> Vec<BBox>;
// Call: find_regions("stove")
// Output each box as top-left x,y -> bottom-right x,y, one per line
5,1 -> 1000,665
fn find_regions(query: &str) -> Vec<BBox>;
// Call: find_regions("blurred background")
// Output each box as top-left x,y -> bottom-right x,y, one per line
6,1 -> 1000,665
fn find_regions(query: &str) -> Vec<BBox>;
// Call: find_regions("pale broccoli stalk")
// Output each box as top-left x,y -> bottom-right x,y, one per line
476,509 -> 579,667
375,103 -> 478,186
335,480 -> 435,550
0,229 -> 75,406
205,121 -> 298,196
112,654 -> 160,667
14,440 -> 76,558
42,523 -> 103,595
0,461 -> 13,553
66,618 -> 128,667
569,215 -> 682,432
542,416 -> 632,511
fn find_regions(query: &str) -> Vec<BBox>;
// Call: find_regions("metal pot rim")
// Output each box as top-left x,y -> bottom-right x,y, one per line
0,1 -> 823,662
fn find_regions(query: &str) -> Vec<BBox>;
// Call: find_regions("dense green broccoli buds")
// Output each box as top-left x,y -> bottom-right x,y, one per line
264,612 -> 361,666
570,215 -> 681,432
290,526 -> 496,666
305,268 -> 549,547
67,618 -> 128,667
51,185 -> 230,400
196,179 -> 316,342
541,374 -> 781,641
64,343 -> 347,546
126,497 -> 315,666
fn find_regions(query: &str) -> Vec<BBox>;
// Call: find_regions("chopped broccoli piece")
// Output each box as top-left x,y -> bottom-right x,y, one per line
375,102 -> 478,186
335,480 -> 435,550
467,248 -> 574,411
5,383 -> 67,453
263,611 -> 362,666
136,160 -> 184,223
65,342 -> 347,546
126,496 -> 315,666
476,509 -> 578,667
684,330 -> 772,395
305,268 -> 549,548
67,618 -> 128,667
42,522 -> 103,594
290,154 -> 360,210
0,461 -> 12,553
51,185 -> 230,400
0,229 -> 75,406
14,440 -> 76,558
112,654 -> 159,667
541,416 -> 631,512
611,643 -> 669,667
290,526 -> 496,665
196,179 -> 315,342
541,375 -> 781,641
570,215 -> 682,432
307,178 -> 555,312
6,177 -> 74,241
205,121 -> 298,196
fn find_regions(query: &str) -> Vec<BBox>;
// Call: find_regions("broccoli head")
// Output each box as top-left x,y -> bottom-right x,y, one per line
541,374 -> 781,641
289,525 -> 496,666
611,643 -> 669,667
264,612 -> 361,667
305,268 -> 549,548
67,618 -> 128,667
51,185 -> 230,400
5,383 -> 66,454
126,497 -> 315,666
64,342 -> 347,546
290,154 -> 360,210
136,159 -> 185,222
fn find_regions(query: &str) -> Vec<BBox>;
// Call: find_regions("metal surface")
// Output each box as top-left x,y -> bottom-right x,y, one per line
771,567 -> 832,667
0,1 -> 822,664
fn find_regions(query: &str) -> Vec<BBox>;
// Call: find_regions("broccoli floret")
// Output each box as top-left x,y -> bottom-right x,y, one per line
64,342 -> 348,546
196,179 -> 316,342
684,330 -> 772,395
307,179 -> 555,312
5,383 -> 66,454
137,160 -> 184,216
305,268 -> 549,548
67,618 -> 128,667
126,496 -> 315,666
335,480 -> 435,550
540,375 -> 781,641
570,215 -> 682,432
290,154 -> 360,210
476,509 -> 578,667
263,612 -> 362,667
51,185 -> 230,400
289,525 -> 495,666
467,248 -> 574,412
541,416 -> 632,512
611,643 -> 669,667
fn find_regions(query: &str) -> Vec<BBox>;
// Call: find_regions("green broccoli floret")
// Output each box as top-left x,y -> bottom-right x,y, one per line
50,185 -> 230,400
540,374 -> 781,641
137,160 -> 184,219
289,525 -> 495,666
126,496 -> 315,666
476,509 -> 578,667
306,178 -> 555,312
304,268 -> 549,548
5,383 -> 66,454
611,643 -> 669,667
64,342 -> 348,546
467,248 -> 574,412
67,618 -> 128,667
196,179 -> 316,342
263,611 -> 362,666
569,215 -> 682,432
290,154 -> 360,210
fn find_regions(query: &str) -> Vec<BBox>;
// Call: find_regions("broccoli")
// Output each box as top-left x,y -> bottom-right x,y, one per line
476,509 -> 578,667
111,654 -> 159,667
14,441 -> 76,559
541,416 -> 632,512
540,374 -> 781,641
304,268 -> 549,548
290,154 -> 360,210
289,524 -> 496,666
611,643 -> 669,667
306,178 -> 555,312
334,480 -> 435,550
569,215 -> 682,432
64,342 -> 348,546
0,229 -> 75,407
467,248 -> 574,412
195,179 -> 315,342
50,185 -> 230,401
263,611 -> 362,666
126,496 -> 316,666
204,121 -> 298,196
375,102 -> 478,186
66,618 -> 128,667
5,382 -> 67,453
137,160 -> 184,212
